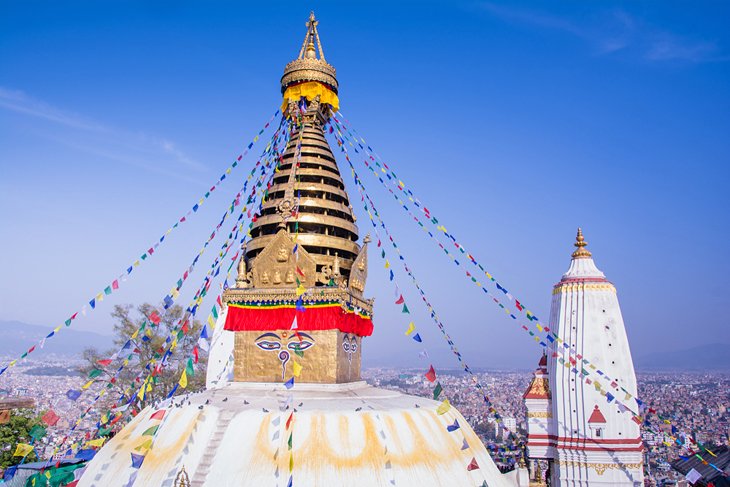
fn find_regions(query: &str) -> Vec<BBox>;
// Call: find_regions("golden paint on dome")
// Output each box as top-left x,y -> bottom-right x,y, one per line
571,227 -> 592,259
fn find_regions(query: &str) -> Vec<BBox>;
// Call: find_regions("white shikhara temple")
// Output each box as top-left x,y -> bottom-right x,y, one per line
524,229 -> 644,486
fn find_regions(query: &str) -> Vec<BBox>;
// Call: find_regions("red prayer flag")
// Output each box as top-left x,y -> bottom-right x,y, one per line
467,458 -> 480,471
42,410 -> 60,426
193,346 -> 199,364
97,359 -> 113,367
150,410 -> 166,420
515,300 -> 523,311
286,412 -> 294,429
112,280 -> 119,290
296,267 -> 305,277
425,365 -> 436,383
395,295 -> 404,305
149,311 -> 161,325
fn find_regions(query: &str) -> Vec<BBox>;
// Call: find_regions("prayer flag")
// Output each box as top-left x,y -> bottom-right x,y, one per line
412,333 -> 422,343
130,453 -> 145,469
42,410 -> 60,426
433,382 -> 443,400
447,419 -> 460,432
284,377 -> 295,389
186,358 -> 195,377
405,322 -> 415,336
402,303 -> 410,314
425,365 -> 436,383
13,443 -> 33,457
291,316 -> 298,330
29,425 -> 46,439
66,390 -> 82,401
142,425 -> 159,436
86,438 -> 105,448
97,359 -> 112,367
395,295 -> 404,305
292,361 -> 302,377
466,457 -> 480,471
436,399 -> 451,415
178,370 -> 188,389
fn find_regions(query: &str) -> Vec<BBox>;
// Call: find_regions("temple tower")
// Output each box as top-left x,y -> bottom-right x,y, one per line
538,229 -> 644,485
523,353 -> 552,485
209,11 -> 372,386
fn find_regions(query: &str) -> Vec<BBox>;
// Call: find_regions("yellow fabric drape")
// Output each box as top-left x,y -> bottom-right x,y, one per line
281,81 -> 339,112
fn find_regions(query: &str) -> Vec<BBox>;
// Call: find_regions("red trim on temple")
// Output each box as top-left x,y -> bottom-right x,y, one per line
224,303 -> 374,337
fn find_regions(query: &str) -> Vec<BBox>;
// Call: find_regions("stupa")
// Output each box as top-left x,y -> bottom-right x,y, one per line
78,13 -> 520,487
523,230 -> 644,486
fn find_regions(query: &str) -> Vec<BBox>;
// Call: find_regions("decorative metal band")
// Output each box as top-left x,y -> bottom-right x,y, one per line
527,411 -> 552,418
281,59 -> 338,93
222,287 -> 374,313
552,283 -> 616,295
557,459 -> 643,476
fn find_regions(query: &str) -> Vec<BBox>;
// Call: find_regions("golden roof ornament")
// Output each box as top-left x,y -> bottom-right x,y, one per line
571,227 -> 592,259
281,11 -> 338,96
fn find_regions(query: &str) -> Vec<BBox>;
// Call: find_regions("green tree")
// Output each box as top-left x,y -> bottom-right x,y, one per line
0,409 -> 43,469
79,303 -> 207,414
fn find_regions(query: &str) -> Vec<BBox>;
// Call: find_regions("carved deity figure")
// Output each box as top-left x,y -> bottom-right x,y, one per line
277,245 -> 289,263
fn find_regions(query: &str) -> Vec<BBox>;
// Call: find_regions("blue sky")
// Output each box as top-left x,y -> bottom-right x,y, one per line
1,1 -> 728,368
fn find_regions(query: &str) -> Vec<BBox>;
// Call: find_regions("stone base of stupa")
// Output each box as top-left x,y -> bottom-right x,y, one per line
79,382 -> 519,487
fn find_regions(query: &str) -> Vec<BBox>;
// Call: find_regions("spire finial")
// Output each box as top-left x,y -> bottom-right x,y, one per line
571,227 -> 592,259
297,11 -> 326,62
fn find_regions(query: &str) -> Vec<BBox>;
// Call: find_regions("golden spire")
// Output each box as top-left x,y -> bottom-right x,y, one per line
281,12 -> 338,96
571,227 -> 592,259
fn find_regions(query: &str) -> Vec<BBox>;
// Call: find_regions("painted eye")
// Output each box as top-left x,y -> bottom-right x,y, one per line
288,340 -> 314,351
343,342 -> 350,352
256,340 -> 281,351
350,340 -> 358,353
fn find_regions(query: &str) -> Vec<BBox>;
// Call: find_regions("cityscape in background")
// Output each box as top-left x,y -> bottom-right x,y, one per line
2,355 -> 727,486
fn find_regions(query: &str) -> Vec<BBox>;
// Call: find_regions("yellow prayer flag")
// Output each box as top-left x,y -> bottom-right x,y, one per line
436,399 -> 451,415
384,260 -> 390,269
292,361 -> 302,377
405,322 -> 415,336
296,284 -> 306,297
86,438 -> 105,448
82,380 -> 94,390
179,369 -> 188,389
13,443 -> 33,457
130,329 -> 139,339
96,293 -> 104,302
536,324 -> 544,332
207,315 -> 216,329
135,438 -> 152,452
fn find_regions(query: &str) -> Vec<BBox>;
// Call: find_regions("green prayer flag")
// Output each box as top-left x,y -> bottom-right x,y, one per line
64,319 -> 72,327
294,349 -> 304,358
212,306 -> 219,319
177,279 -> 183,289
29,424 -> 46,439
142,425 -> 159,436
288,433 -> 293,450
433,382 -> 443,400
88,369 -> 103,379
98,427 -> 112,437
104,286 -> 112,295
402,304 -> 410,314
186,358 -> 195,377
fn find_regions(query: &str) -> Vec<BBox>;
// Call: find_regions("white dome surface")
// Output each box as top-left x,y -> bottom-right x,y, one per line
79,382 -> 517,487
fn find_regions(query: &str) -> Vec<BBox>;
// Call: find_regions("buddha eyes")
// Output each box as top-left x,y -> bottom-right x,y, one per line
342,336 -> 358,353
350,340 -> 358,352
288,340 -> 314,351
256,340 -> 281,351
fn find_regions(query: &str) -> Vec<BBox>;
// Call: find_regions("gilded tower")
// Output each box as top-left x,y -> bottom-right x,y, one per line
221,12 -> 373,384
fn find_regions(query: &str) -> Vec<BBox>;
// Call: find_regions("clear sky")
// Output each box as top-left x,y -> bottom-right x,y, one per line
1,1 -> 728,369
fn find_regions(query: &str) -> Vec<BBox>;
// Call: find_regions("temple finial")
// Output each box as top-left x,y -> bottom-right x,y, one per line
297,11 -> 326,61
571,227 -> 592,259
